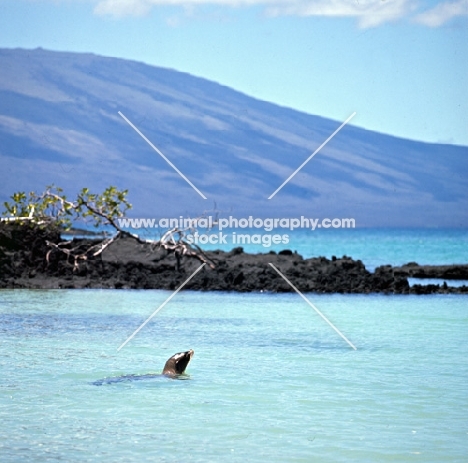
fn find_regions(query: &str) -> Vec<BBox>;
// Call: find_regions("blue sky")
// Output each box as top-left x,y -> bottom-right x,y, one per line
1,0 -> 467,145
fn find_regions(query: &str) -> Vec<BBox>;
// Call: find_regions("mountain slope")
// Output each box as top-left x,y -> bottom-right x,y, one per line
0,47 -> 466,227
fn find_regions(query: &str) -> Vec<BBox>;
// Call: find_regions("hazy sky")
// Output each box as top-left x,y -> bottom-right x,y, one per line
1,0 -> 467,145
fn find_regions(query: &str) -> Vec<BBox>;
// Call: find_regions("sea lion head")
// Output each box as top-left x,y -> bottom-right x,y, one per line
162,349 -> 194,376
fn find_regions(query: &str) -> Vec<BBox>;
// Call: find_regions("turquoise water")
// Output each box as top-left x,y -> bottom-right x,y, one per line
124,227 -> 468,271
1,289 -> 467,462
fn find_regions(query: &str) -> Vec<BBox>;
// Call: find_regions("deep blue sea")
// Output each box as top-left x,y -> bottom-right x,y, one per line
1,228 -> 467,462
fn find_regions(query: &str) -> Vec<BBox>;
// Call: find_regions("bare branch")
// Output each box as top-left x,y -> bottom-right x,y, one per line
4,185 -> 217,272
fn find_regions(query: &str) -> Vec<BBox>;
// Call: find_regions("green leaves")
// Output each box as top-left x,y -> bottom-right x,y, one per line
1,185 -> 132,230
77,186 -> 132,228
3,192 -> 29,218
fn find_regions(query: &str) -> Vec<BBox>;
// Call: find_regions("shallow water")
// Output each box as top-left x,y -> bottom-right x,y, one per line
1,289 -> 467,462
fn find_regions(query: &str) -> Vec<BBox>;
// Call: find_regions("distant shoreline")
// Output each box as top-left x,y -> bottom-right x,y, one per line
1,223 -> 467,294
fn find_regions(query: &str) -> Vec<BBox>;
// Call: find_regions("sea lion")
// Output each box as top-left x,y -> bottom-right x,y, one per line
162,349 -> 194,376
92,349 -> 194,385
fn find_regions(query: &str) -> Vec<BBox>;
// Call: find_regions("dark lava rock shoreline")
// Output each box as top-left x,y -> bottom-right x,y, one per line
1,223 -> 467,294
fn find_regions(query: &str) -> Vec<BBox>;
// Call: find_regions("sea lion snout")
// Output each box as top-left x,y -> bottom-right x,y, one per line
162,349 -> 194,376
